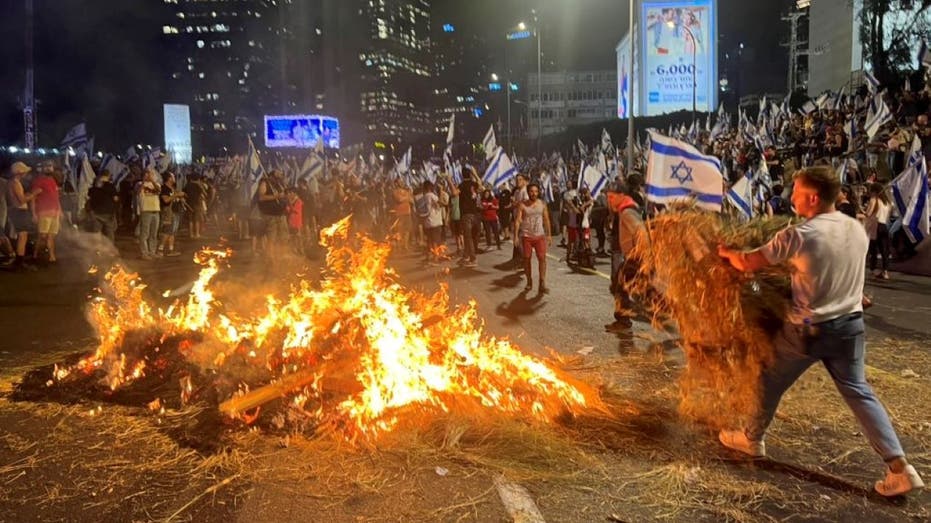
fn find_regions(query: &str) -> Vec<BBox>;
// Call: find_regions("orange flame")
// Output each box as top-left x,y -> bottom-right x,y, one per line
62,216 -> 605,441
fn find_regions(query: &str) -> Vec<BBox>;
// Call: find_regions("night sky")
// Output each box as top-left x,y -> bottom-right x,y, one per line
0,0 -> 791,151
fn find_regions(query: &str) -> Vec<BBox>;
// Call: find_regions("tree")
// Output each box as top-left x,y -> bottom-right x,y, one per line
858,0 -> 931,84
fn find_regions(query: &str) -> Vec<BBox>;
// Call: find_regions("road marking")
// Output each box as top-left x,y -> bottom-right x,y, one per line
494,476 -> 546,523
544,253 -> 611,280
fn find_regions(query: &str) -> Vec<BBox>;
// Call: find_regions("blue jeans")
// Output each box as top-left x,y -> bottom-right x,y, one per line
138,211 -> 160,257
747,313 -> 905,462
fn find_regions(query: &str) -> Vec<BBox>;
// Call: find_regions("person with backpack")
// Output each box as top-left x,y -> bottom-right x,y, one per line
604,181 -> 648,332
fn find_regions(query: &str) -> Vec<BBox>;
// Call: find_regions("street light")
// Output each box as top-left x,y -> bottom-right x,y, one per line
669,21 -> 698,125
505,18 -> 542,155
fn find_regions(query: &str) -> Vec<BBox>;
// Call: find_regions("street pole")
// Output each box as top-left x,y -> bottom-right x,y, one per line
507,80 -> 512,154
23,0 -> 36,149
625,0 -> 635,176
536,25 -> 542,156
683,25 -> 697,127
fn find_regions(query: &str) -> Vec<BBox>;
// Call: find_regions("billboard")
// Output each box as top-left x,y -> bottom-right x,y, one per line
616,34 -> 639,119
163,104 -> 192,164
640,0 -> 717,116
264,114 -> 340,149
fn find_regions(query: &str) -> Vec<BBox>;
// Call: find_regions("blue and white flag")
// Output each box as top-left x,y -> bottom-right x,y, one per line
542,172 -> 556,203
101,154 -> 129,185
125,146 -> 139,163
891,136 -> 929,243
246,136 -> 266,199
76,154 -> 97,217
843,118 -> 857,152
483,125 -> 497,160
864,70 -> 881,93
397,146 -> 412,175
451,160 -> 463,185
865,92 -> 892,139
726,172 -> 753,220
601,128 -> 614,154
802,100 -> 817,114
299,151 -> 324,181
483,148 -> 517,188
579,162 -> 610,198
446,114 -> 456,146
645,131 -> 724,211
61,123 -> 89,150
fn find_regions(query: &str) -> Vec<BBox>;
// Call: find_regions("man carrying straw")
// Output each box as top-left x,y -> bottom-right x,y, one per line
716,166 -> 924,497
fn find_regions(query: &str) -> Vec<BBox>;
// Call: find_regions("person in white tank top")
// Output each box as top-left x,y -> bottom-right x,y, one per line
513,183 -> 552,293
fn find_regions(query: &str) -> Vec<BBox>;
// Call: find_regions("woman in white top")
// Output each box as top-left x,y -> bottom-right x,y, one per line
864,182 -> 893,280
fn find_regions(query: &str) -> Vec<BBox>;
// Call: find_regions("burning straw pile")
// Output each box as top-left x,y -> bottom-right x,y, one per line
17,217 -> 606,444
628,208 -> 794,428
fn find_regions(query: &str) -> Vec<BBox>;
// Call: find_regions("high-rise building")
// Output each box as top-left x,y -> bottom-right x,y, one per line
162,0 -> 287,155
357,0 -> 433,143
430,19 -> 491,143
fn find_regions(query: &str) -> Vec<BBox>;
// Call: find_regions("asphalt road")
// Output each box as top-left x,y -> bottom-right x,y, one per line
0,227 -> 928,522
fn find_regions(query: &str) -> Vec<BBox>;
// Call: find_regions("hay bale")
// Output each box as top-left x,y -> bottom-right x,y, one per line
629,208 -> 794,427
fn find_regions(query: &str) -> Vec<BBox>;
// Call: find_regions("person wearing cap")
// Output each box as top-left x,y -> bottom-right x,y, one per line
29,163 -> 62,263
6,161 -> 38,268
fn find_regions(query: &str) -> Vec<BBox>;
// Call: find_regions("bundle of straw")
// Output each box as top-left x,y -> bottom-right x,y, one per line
629,208 -> 794,427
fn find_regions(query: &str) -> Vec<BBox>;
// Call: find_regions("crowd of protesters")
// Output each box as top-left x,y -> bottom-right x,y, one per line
1,84 -> 928,281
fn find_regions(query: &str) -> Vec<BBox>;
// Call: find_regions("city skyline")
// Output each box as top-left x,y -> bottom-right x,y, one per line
0,0 -> 791,155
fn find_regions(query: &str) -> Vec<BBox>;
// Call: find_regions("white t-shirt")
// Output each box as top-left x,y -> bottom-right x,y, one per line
424,192 -> 443,228
760,211 -> 867,324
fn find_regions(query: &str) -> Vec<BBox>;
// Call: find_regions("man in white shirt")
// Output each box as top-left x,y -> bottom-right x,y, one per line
717,166 -> 923,497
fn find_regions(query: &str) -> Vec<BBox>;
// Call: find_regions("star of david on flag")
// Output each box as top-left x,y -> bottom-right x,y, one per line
645,131 -> 724,211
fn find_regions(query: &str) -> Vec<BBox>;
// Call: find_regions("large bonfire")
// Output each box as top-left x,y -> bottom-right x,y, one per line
46,218 -> 604,441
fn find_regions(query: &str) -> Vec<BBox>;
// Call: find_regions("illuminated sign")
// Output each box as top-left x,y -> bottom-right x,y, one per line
509,82 -> 519,92
638,0 -> 717,116
443,23 -> 455,32
488,82 -> 502,91
506,30 -> 533,40
264,114 -> 340,149
163,104 -> 192,164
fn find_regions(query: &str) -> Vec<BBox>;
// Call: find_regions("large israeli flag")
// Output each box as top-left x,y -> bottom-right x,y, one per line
891,136 -> 929,243
61,123 -> 89,149
645,131 -> 724,211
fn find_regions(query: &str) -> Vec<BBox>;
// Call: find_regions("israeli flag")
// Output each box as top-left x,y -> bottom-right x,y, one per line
246,136 -> 266,199
124,146 -> 139,163
446,114 -> 456,146
542,172 -> 556,203
726,172 -> 753,220
451,160 -> 463,185
864,70 -> 880,93
482,148 -> 517,188
891,136 -> 929,243
601,128 -> 613,154
645,131 -> 724,211
865,92 -> 892,139
843,118 -> 857,152
300,151 -> 323,181
579,162 -> 610,198
802,100 -> 817,114
102,155 -> 129,185
76,154 -> 97,217
61,123 -> 89,149
398,146 -> 412,174
483,125 -> 497,159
